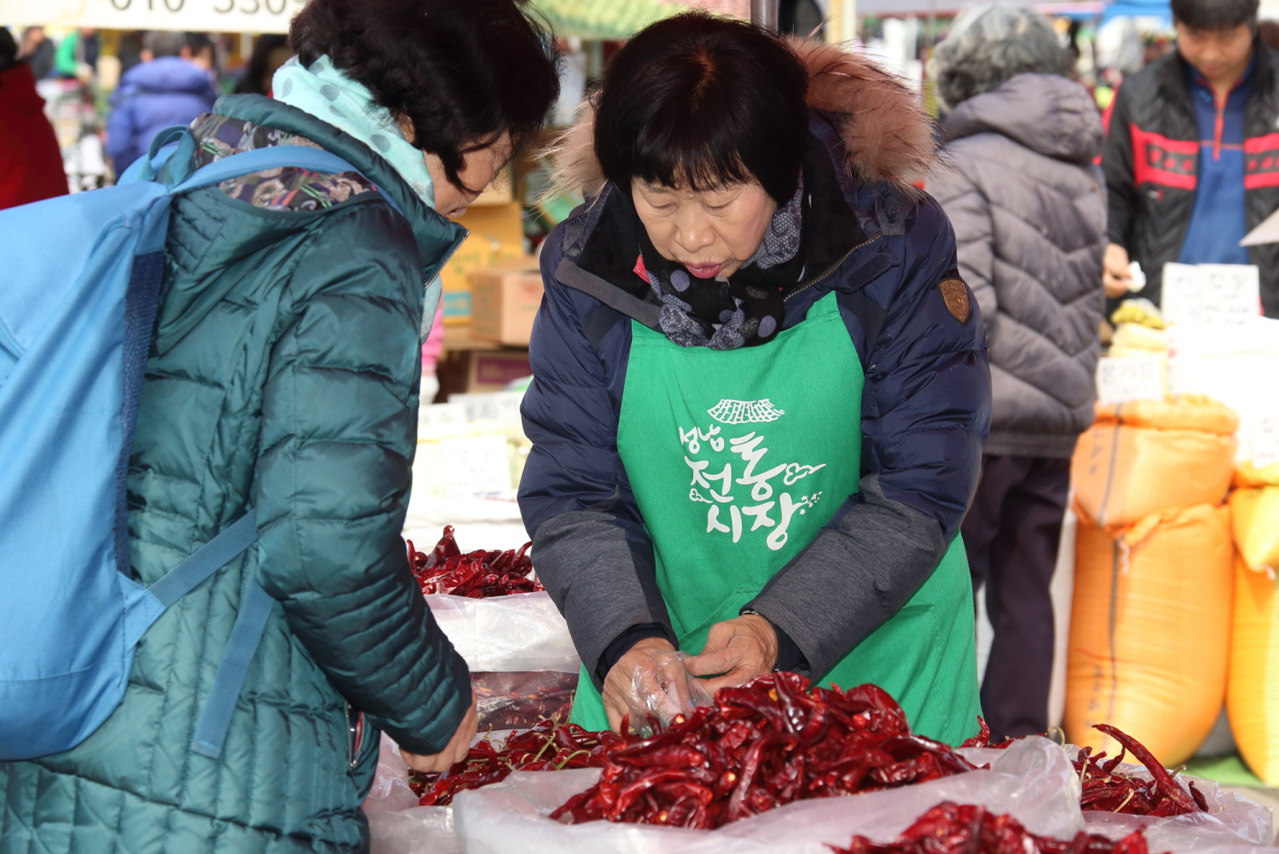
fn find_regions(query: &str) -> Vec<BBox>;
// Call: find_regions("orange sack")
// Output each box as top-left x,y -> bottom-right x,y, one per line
1226,462 -> 1279,785
1071,396 -> 1237,529
1065,502 -> 1234,766
1230,463 -> 1279,572
1227,555 -> 1279,785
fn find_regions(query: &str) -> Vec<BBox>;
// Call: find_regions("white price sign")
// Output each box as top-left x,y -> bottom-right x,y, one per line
1161,262 -> 1261,326
1095,355 -> 1164,405
1253,414 -> 1279,468
6,0 -> 304,33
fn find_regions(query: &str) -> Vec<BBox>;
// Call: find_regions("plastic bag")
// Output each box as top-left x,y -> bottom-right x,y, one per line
425,591 -> 577,673
472,670 -> 577,730
623,650 -> 715,734
453,737 -> 1085,854
1076,758 -> 1273,849
363,733 -> 456,854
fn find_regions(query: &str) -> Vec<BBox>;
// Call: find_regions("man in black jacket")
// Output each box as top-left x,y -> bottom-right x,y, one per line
1102,0 -> 1279,318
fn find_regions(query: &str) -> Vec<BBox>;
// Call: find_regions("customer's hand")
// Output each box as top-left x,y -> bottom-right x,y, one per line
399,693 -> 477,774
1103,242 -> 1132,298
684,613 -> 778,695
601,637 -> 699,733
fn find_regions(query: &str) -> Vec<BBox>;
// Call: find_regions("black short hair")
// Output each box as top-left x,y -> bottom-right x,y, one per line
185,32 -> 215,59
593,12 -> 809,206
289,0 -> 560,191
234,34 -> 290,96
0,28 -> 17,72
1171,0 -> 1259,30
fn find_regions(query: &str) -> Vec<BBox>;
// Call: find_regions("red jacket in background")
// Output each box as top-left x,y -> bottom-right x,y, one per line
0,62 -> 67,209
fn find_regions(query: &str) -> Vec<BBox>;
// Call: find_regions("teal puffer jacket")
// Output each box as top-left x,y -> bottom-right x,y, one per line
0,96 -> 469,853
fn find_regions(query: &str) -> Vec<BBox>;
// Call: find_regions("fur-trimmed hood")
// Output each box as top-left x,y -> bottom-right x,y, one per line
547,37 -> 937,199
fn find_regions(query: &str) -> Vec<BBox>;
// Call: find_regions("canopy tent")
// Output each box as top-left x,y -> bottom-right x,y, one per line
1099,0 -> 1171,27
856,0 -> 1103,17
3,0 -> 750,37
533,0 -> 749,39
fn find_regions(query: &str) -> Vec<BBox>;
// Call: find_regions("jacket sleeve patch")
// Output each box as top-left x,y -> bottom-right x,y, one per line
938,277 -> 970,325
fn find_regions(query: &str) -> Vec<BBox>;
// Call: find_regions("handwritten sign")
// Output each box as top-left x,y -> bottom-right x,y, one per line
1252,414 -> 1279,469
6,0 -> 302,34
1095,355 -> 1165,405
1161,263 -> 1261,327
416,434 -> 512,500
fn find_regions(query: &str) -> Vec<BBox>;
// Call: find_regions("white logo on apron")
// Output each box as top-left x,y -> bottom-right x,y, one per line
679,399 -> 825,551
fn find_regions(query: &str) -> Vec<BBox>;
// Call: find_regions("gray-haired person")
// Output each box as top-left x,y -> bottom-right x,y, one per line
926,4 -> 1106,742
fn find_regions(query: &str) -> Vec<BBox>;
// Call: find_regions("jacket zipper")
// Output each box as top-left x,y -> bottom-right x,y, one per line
783,233 -> 881,304
345,703 -> 364,770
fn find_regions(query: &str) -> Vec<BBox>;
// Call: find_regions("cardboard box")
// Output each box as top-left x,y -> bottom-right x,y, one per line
468,260 -> 543,346
439,202 -> 525,325
466,349 -> 532,394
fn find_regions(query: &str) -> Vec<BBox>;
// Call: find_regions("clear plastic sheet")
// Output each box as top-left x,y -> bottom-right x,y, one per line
451,737 -> 1087,854
1079,761 -> 1274,849
363,733 -> 456,854
425,591 -> 578,673
472,670 -> 577,730
367,731 -> 1279,854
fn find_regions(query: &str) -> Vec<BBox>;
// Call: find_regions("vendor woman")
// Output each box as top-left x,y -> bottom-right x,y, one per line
517,13 -> 990,745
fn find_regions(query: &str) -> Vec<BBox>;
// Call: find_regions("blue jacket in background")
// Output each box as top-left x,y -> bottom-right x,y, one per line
105,56 -> 217,173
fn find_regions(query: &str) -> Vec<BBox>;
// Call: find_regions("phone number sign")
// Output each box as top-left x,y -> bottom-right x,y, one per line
8,0 -> 305,33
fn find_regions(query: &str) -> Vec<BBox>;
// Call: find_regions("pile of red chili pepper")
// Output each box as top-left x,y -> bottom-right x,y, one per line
828,801 -> 1154,854
962,720 -> 1207,817
407,719 -> 623,806
406,525 -> 543,597
550,672 -> 978,830
1076,724 -> 1207,816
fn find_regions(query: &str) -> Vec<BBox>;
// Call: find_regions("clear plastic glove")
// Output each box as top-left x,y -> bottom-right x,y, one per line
399,692 -> 478,774
684,613 -> 779,696
601,637 -> 710,734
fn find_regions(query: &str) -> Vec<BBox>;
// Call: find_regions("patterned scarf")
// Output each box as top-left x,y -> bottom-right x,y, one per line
641,177 -> 806,350
272,55 -> 436,204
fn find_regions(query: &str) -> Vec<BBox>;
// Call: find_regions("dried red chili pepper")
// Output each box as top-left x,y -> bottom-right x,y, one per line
406,526 -> 543,597
551,673 -> 979,830
962,719 -> 1207,818
828,801 -> 1154,854
407,719 -> 622,806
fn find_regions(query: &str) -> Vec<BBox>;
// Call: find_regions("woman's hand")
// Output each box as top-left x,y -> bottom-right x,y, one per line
399,693 -> 478,774
601,636 -> 699,733
1103,242 -> 1132,298
684,613 -> 778,695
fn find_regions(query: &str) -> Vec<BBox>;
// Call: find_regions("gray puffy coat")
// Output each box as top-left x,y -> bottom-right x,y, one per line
928,73 -> 1106,458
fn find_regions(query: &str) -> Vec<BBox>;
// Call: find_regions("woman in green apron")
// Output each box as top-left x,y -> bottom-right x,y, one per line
517,13 -> 991,746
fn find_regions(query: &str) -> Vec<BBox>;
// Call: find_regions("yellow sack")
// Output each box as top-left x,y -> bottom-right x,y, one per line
1071,396 -> 1237,528
1231,464 -> 1279,572
1064,502 -> 1234,766
1227,556 -> 1279,785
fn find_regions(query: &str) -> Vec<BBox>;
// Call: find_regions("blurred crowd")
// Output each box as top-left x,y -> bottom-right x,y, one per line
1,26 -> 292,196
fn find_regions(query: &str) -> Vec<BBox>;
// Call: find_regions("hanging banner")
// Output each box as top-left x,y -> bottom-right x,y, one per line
5,0 -> 302,33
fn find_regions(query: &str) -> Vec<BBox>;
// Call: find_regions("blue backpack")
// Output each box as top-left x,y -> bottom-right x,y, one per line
0,129 -> 386,761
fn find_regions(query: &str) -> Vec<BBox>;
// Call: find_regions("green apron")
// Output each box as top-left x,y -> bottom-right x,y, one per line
570,293 -> 981,744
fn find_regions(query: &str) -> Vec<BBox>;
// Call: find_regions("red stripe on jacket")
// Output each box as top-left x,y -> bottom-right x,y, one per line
1130,125 -> 1197,190
1244,132 -> 1279,189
